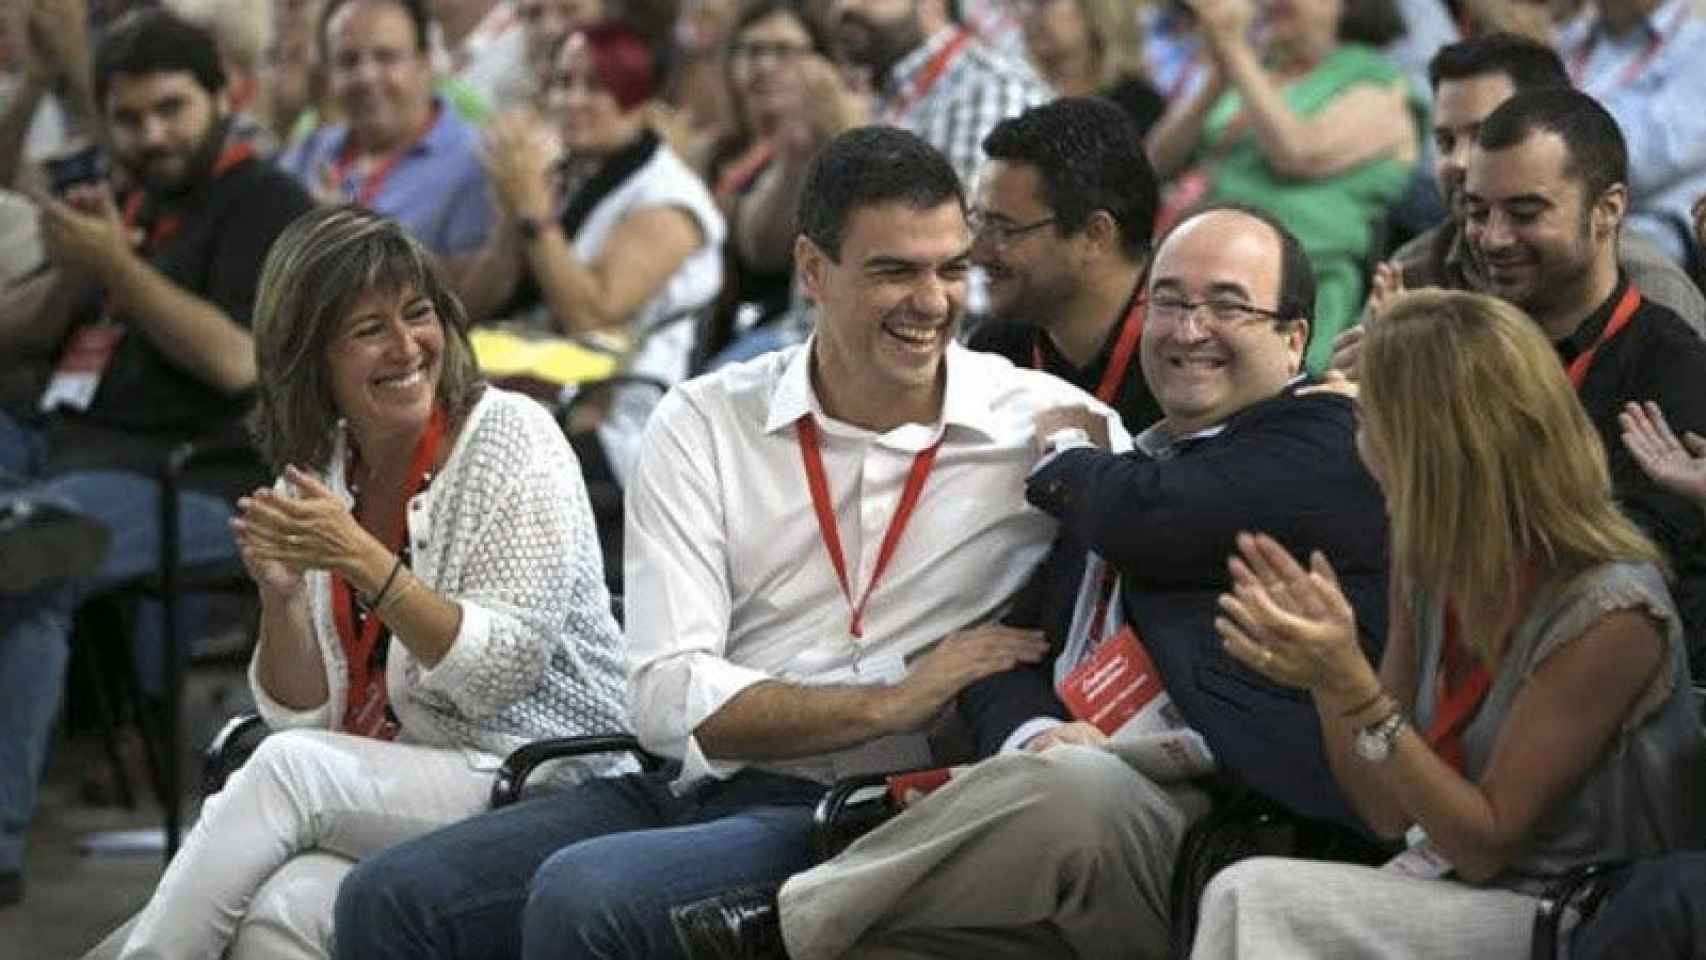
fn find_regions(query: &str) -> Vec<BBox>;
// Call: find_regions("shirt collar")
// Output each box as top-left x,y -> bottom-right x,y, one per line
1134,373 -> 1307,459
882,26 -> 963,100
1554,272 -> 1632,364
329,97 -> 450,158
765,336 -> 997,444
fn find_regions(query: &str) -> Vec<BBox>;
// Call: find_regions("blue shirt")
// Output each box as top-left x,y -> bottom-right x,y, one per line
1558,0 -> 1706,263
279,99 -> 494,257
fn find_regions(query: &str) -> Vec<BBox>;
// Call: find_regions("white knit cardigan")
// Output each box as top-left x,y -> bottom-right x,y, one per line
248,387 -> 629,775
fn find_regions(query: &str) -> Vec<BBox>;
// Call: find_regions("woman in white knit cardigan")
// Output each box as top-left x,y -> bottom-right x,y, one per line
91,206 -> 629,960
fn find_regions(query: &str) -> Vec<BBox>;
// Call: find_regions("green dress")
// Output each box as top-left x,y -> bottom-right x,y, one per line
1201,44 -> 1420,372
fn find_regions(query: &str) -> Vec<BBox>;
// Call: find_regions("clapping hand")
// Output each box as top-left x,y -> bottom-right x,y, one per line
1185,0 -> 1254,49
231,467 -> 376,585
1620,401 -> 1706,509
480,108 -> 559,221
37,181 -> 130,278
1214,532 -> 1372,696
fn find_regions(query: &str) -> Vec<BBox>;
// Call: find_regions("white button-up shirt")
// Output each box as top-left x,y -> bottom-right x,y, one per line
624,339 -> 1126,786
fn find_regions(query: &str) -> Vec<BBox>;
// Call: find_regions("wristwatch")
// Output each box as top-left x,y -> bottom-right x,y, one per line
1353,710 -> 1405,762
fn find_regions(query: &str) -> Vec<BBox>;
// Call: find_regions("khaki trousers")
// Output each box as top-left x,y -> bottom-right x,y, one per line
779,744 -> 1211,960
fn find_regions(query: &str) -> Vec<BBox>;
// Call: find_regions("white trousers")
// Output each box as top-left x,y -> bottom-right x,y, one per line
1189,856 -> 1540,959
106,728 -> 493,960
779,745 -> 1210,960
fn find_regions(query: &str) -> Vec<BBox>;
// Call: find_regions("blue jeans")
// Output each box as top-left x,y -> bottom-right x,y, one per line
334,768 -> 824,960
0,413 -> 237,876
1572,852 -> 1706,960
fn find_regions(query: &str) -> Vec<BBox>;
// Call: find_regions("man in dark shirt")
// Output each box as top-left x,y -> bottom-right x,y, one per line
1461,88 -> 1706,668
967,96 -> 1162,433
0,9 -> 313,905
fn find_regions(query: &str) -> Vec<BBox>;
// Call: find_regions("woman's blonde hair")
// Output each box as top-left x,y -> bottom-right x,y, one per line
1077,0 -> 1147,89
248,206 -> 484,472
1361,289 -> 1663,658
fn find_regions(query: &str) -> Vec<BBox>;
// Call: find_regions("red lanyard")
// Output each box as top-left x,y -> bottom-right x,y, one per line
796,416 -> 942,639
1565,284 -> 1640,391
882,28 -> 972,122
331,404 -> 447,737
120,141 -> 257,252
713,140 -> 774,199
1030,292 -> 1145,404
1567,5 -> 1685,91
329,106 -> 440,208
1423,599 -> 1490,774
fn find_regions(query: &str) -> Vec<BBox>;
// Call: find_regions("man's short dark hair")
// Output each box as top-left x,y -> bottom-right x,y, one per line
94,8 -> 227,105
1338,0 -> 1406,47
1477,88 -> 1628,203
318,0 -> 433,55
982,97 -> 1159,261
1158,202 -> 1317,347
1427,32 -> 1569,93
798,126 -> 964,260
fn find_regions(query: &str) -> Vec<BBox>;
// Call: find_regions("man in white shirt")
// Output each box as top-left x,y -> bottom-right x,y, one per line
332,125 -> 1122,960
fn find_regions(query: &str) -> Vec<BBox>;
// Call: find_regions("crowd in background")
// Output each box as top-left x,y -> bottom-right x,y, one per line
4,0 -> 1706,957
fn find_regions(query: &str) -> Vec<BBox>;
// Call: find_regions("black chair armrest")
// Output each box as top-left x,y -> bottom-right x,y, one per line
490,734 -> 664,808
1530,860 -> 1633,960
202,712 -> 269,796
809,765 -> 961,862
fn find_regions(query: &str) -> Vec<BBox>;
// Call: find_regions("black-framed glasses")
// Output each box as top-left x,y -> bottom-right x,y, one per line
968,211 -> 1058,248
1144,293 -> 1290,330
728,41 -> 815,63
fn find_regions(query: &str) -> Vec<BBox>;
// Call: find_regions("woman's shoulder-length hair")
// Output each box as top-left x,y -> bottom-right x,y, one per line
1360,289 -> 1663,645
248,205 -> 484,473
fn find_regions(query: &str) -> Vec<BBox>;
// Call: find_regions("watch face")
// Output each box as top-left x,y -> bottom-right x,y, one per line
1354,727 -> 1388,762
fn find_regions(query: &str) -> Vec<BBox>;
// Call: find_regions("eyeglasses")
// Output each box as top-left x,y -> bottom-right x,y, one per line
728,42 -> 814,63
968,211 -> 1057,248
1144,293 -> 1291,330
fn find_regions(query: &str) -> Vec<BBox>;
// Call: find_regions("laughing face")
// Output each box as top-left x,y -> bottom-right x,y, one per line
325,283 -> 445,437
1462,131 -> 1616,323
799,200 -> 970,421
1138,210 -> 1308,436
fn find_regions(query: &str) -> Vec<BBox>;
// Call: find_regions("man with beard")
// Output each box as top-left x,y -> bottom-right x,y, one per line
1368,33 -> 1703,337
0,9 -> 313,908
968,97 -> 1163,432
1462,88 -> 1706,669
835,0 -> 1048,184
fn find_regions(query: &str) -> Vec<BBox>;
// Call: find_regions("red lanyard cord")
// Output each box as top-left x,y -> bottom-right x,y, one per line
796,416 -> 942,639
1030,290 -> 1145,404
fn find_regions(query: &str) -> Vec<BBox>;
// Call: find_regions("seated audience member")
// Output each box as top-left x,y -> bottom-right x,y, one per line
280,0 -> 494,258
1191,288 -> 1706,958
1361,33 -> 1705,338
1017,0 -> 1165,135
968,96 -> 1164,431
431,0 -> 534,113
1558,0 -> 1706,265
833,0 -> 1049,183
89,206 -> 627,959
268,0 -> 331,146
459,20 -> 725,484
1147,0 -> 1420,371
777,204 -> 1391,960
1456,89 -> 1706,669
0,8 -> 315,908
331,126 -> 1123,960
700,0 -> 855,363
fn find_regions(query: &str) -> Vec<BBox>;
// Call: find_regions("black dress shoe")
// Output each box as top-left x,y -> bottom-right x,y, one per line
670,886 -> 788,960
0,501 -> 112,594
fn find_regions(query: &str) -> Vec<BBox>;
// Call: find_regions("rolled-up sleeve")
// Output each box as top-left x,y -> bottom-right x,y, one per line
623,391 -> 775,781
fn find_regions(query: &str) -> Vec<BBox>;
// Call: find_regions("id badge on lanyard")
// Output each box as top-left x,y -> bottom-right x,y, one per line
40,322 -> 126,413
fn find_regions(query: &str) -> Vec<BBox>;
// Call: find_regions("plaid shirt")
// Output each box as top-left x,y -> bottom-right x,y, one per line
878,27 -> 1052,185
